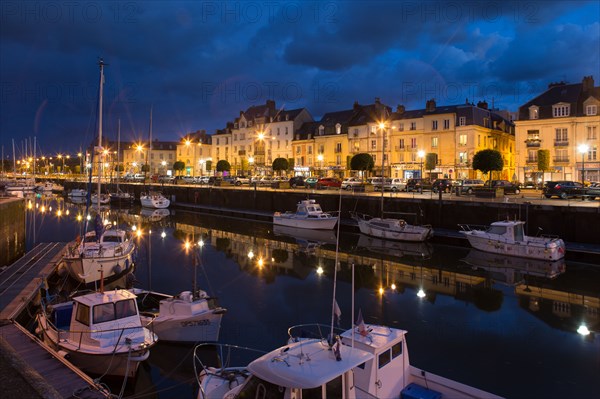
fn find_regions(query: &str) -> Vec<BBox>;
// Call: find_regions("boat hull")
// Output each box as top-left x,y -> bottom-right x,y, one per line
273,216 -> 337,230
356,218 -> 432,242
140,197 -> 170,209
63,243 -> 136,285
462,232 -> 565,260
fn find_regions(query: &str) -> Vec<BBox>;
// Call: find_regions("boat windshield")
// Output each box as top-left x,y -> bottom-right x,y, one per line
92,299 -> 138,324
302,375 -> 343,399
514,224 -> 524,241
486,225 -> 507,236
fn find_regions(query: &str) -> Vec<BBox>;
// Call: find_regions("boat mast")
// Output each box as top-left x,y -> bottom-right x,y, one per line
380,123 -> 386,218
146,106 -> 153,180
116,119 -> 121,192
97,58 -> 106,209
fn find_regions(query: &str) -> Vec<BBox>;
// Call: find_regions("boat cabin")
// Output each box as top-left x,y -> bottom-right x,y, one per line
485,221 -> 525,242
296,199 -> 325,216
53,290 -> 146,348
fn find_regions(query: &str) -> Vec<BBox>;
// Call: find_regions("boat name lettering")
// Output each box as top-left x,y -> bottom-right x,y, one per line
181,319 -> 211,327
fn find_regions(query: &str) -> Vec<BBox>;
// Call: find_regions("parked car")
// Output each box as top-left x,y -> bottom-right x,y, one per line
288,176 -> 305,188
258,176 -> 274,186
379,178 -> 406,192
207,176 -> 223,185
543,181 -> 585,199
455,179 -> 484,194
341,177 -> 364,190
157,175 -> 174,183
486,180 -> 521,194
586,182 -> 600,199
432,178 -> 454,193
406,178 -> 433,192
197,176 -> 210,184
304,177 -> 319,188
231,176 -> 250,186
316,177 -> 341,189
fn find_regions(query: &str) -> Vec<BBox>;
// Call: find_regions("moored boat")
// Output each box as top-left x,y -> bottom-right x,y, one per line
273,199 -> 338,230
352,212 -> 433,242
459,220 -> 565,261
36,289 -> 158,379
68,188 -> 88,198
130,288 -> 227,343
140,191 -> 170,209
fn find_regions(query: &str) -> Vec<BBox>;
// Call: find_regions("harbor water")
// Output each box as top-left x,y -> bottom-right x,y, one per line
20,195 -> 600,398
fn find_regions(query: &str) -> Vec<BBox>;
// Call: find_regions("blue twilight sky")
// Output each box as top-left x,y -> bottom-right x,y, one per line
1,1 -> 599,157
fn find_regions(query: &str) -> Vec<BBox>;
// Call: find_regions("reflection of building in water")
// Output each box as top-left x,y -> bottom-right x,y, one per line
516,274 -> 599,334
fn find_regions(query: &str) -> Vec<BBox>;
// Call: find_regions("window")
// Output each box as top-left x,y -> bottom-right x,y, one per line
444,119 -> 450,129
335,142 -> 342,153
296,146 -> 301,154
527,150 -> 537,162
93,303 -> 116,324
371,139 -> 377,150
410,122 -> 416,130
459,151 -> 468,164
590,145 -> 598,161
588,126 -> 598,140
308,146 -> 312,155
555,128 -> 568,141
353,141 -> 360,151
586,105 -> 598,115
336,154 -> 342,165
379,350 -> 391,369
553,104 -> 570,117
459,134 -> 467,146
459,116 -> 466,126
431,137 -> 438,148
399,123 -> 404,131
75,303 -> 90,326
234,134 -> 237,141
399,139 -> 405,149
318,145 -> 324,154
527,130 -> 540,140
392,342 -> 403,359
336,123 -> 341,134
555,148 -> 568,162
410,138 -> 417,148
432,120 -> 438,130
115,299 -> 137,319
529,106 -> 539,119
353,128 -> 359,137
319,125 -> 324,135
277,128 -> 280,136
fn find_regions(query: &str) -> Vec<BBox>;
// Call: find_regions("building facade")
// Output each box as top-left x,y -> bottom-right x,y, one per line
515,76 -> 600,184
176,130 -> 212,176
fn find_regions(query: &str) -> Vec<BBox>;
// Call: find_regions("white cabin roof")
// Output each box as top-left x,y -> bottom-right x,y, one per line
490,220 -> 525,227
340,325 -> 407,354
73,289 -> 137,307
248,339 -> 374,389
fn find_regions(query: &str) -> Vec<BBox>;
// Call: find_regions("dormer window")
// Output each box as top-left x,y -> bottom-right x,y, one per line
234,122 -> 239,129
529,106 -> 539,120
586,105 -> 598,115
336,123 -> 341,134
319,125 -> 325,136
285,114 -> 289,121
552,103 -> 570,117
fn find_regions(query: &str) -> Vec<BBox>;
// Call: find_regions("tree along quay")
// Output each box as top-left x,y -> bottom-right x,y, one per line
62,181 -> 600,246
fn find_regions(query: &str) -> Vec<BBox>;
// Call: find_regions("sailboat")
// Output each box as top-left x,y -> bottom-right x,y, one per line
139,107 -> 170,209
63,59 -> 137,286
195,186 -> 501,399
351,124 -> 432,242
109,119 -> 135,205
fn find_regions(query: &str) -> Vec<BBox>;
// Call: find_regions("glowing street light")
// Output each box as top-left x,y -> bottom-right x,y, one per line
317,154 -> 324,176
417,150 -> 425,179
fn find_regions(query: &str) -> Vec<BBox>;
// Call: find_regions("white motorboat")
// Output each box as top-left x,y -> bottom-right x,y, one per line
35,181 -> 54,193
352,212 -> 432,242
273,199 -> 338,230
5,178 -> 36,192
63,225 -> 136,285
197,323 -> 502,399
140,191 -> 170,209
130,288 -> 227,343
37,289 -> 157,379
109,190 -> 135,205
459,220 -> 565,261
68,188 -> 88,198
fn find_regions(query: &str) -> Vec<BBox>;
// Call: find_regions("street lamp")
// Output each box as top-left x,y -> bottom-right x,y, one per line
249,156 -> 255,177
417,150 -> 425,179
317,154 -> 324,177
578,144 -> 589,186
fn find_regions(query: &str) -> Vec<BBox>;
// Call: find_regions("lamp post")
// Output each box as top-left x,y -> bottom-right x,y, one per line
249,156 -> 255,178
578,144 -> 589,186
417,150 -> 425,179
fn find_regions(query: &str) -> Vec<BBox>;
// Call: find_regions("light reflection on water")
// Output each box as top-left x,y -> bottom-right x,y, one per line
23,195 -> 600,399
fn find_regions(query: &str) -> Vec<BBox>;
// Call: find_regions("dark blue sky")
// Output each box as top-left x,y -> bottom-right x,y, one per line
1,1 -> 598,157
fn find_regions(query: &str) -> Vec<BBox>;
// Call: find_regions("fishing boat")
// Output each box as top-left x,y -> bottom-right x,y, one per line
459,220 -> 565,261
140,191 -> 170,209
196,322 -> 502,399
36,288 -> 158,379
130,288 -> 227,343
273,199 -> 338,230
352,212 -> 433,242
63,59 -> 137,285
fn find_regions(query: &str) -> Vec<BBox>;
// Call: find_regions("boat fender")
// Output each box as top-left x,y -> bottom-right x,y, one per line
57,350 -> 70,359
113,263 -> 123,275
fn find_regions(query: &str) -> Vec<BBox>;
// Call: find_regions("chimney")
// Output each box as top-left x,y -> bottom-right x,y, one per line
396,104 -> 405,114
353,101 -> 360,110
425,99 -> 436,112
477,100 -> 488,110
266,99 -> 276,110
582,76 -> 595,93
375,97 -> 381,104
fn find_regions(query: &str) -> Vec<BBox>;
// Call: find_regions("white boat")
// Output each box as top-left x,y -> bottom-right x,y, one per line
352,212 -> 432,242
109,190 -> 135,205
36,289 -> 157,378
35,181 -> 54,193
130,288 -> 227,343
273,199 -> 338,230
68,188 -> 88,198
5,178 -> 36,192
197,323 -> 502,399
459,220 -> 565,261
140,191 -> 170,209
91,192 -> 110,205
63,226 -> 136,285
